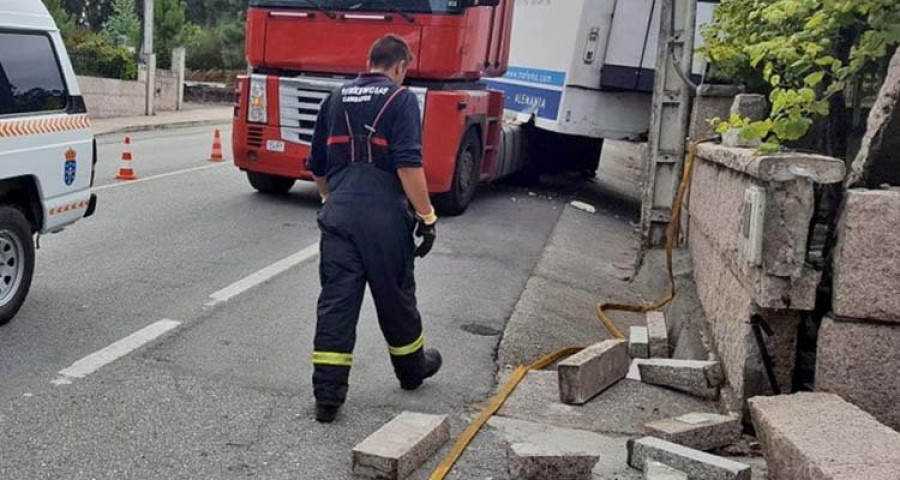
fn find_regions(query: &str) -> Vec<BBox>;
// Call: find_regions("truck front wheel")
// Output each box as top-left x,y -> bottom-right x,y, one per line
0,206 -> 34,326
433,129 -> 481,216
247,172 -> 295,195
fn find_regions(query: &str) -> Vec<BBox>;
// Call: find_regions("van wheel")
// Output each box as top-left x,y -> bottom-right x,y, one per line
0,207 -> 34,326
247,172 -> 295,194
434,129 -> 481,216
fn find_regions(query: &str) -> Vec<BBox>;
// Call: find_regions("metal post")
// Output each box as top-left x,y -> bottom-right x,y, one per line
640,0 -> 698,246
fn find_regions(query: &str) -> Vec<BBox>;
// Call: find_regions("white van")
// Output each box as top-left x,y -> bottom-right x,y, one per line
0,0 -> 97,324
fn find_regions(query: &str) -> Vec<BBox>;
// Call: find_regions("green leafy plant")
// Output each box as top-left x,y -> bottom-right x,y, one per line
701,0 -> 900,151
102,0 -> 141,49
69,32 -> 138,80
43,0 -> 77,39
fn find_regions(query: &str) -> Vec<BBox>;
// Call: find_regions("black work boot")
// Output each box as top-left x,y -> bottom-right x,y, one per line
401,348 -> 442,391
315,403 -> 340,423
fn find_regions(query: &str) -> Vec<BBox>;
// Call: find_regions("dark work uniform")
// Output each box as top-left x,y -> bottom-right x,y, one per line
307,73 -> 427,407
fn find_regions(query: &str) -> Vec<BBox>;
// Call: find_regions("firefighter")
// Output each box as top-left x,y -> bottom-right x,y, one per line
306,35 -> 441,423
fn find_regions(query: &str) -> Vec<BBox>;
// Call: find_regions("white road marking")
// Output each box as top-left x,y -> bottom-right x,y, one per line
205,243 -> 320,307
93,162 -> 229,191
52,319 -> 182,384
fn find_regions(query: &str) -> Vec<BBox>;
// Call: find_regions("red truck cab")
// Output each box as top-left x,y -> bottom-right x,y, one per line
233,0 -> 515,215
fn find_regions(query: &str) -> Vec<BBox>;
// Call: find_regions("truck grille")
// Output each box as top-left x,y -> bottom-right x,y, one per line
247,126 -> 264,148
279,77 -> 344,145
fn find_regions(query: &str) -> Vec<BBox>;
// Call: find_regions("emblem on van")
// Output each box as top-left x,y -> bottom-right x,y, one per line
64,149 -> 77,186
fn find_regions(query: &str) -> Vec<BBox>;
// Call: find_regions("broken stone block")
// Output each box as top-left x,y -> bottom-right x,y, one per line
558,339 -> 629,405
730,93 -> 768,121
507,442 -> 599,480
644,460 -> 688,480
352,412 -> 450,480
832,189 -> 900,322
689,84 -> 742,140
646,311 -> 669,358
816,316 -> 900,431
722,94 -> 768,148
628,436 -> 751,480
488,416 -> 633,479
644,412 -> 742,451
629,326 -> 650,359
750,392 -> 900,480
638,359 -> 724,400
848,46 -> 900,188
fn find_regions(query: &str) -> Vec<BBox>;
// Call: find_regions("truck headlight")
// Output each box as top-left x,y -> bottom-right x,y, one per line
248,75 -> 267,124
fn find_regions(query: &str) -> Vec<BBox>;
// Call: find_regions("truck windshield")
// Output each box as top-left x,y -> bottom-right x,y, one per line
249,0 -> 462,15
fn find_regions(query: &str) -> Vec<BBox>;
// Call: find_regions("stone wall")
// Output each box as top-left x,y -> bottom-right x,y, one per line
816,188 -> 900,431
687,144 -> 845,413
78,69 -> 180,119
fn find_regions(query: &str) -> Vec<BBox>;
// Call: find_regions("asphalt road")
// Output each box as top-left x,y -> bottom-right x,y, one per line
0,123 -> 572,479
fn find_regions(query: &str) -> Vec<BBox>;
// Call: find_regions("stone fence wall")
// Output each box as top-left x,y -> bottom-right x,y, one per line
816,188 -> 900,431
78,69 -> 179,119
686,143 -> 845,414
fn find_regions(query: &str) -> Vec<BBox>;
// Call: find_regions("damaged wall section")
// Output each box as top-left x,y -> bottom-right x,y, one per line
686,143 -> 845,414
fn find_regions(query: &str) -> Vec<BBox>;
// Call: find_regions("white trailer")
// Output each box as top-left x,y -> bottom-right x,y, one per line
485,0 -> 716,142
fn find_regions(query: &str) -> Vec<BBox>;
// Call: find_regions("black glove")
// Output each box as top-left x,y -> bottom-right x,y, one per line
414,217 -> 437,258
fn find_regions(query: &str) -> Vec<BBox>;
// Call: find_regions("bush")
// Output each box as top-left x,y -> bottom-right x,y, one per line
701,0 -> 900,153
69,32 -> 138,80
185,20 -> 246,71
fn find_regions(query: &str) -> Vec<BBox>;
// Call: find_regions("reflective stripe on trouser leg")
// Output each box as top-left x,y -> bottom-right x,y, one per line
312,351 -> 353,367
388,334 -> 425,357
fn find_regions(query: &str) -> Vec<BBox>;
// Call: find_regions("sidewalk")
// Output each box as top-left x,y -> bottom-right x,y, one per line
419,180 -> 768,479
91,104 -> 233,136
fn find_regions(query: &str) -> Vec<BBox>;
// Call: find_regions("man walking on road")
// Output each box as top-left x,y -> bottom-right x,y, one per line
306,35 -> 442,423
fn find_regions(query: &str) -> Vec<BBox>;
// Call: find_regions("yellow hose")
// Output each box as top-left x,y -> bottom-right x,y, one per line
595,139 -> 713,337
427,347 -> 583,480
429,139 -> 714,479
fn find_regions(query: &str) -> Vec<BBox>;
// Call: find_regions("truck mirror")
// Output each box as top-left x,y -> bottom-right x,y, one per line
464,0 -> 501,7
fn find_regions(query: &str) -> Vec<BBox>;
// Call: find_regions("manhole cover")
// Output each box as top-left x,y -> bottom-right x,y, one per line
461,323 -> 502,337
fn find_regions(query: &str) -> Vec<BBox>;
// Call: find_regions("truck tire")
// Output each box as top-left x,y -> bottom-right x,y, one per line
434,129 -> 481,216
247,172 -> 295,195
0,206 -> 34,326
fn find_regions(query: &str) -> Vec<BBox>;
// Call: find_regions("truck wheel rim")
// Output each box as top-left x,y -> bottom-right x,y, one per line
0,231 -> 25,308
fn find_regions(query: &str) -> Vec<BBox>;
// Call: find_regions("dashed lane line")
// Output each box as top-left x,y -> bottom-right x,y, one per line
205,243 -> 320,307
51,319 -> 182,385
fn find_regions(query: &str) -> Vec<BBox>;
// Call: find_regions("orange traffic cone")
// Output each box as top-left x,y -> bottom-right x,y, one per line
208,129 -> 224,162
116,137 -> 138,180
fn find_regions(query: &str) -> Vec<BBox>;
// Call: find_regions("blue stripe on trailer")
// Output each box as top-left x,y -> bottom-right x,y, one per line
502,67 -> 567,87
484,80 -> 563,121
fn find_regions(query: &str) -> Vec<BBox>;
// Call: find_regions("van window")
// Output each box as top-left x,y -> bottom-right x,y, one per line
0,32 -> 68,116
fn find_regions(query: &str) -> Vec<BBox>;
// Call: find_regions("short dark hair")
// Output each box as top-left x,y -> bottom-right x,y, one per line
368,35 -> 413,70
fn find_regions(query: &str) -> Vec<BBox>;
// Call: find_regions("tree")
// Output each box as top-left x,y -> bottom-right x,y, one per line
185,0 -> 246,27
43,0 -> 77,38
702,0 -> 900,156
103,0 -> 141,48
185,18 -> 246,70
154,0 -> 189,68
64,0 -> 115,30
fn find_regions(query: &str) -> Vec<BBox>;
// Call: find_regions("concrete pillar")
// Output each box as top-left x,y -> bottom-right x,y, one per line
172,47 -> 186,111
144,54 -> 156,116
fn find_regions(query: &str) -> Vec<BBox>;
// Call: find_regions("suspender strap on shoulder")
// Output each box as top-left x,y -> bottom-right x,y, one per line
366,87 -> 406,163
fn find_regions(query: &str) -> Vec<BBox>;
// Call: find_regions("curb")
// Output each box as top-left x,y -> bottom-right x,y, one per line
94,117 -> 232,137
